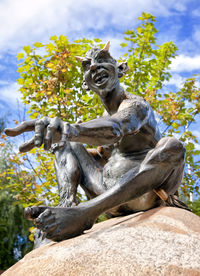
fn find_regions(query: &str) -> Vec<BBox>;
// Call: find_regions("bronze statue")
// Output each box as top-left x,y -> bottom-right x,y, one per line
5,41 -> 190,242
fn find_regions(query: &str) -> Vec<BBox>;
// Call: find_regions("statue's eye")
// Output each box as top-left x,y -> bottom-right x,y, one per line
82,61 -> 90,71
97,58 -> 103,63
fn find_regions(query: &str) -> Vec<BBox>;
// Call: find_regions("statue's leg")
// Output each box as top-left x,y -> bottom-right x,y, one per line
139,137 -> 185,196
33,142 -> 104,247
28,137 -> 187,242
70,142 -> 104,197
54,142 -> 104,207
54,143 -> 81,207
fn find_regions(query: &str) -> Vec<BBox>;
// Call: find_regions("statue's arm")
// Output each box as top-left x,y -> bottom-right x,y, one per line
5,98 -> 150,152
68,98 -> 150,146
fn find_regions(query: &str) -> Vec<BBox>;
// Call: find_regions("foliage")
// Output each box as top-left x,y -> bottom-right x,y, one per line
0,191 -> 33,270
2,12 -> 200,213
121,13 -> 200,198
11,36 -> 105,207
17,35 -> 104,122
0,126 -> 33,270
188,199 -> 200,216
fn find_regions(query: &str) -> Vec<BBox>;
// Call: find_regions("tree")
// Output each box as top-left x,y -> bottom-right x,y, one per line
4,13 -> 200,210
0,122 -> 33,270
120,13 -> 200,197
0,191 -> 33,270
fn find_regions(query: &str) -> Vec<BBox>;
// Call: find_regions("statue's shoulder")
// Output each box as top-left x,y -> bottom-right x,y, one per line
119,92 -> 150,111
124,92 -> 147,103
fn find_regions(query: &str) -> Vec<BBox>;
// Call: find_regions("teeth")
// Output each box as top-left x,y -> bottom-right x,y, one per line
95,73 -> 108,84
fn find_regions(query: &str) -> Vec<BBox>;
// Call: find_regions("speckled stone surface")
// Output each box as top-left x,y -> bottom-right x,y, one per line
3,207 -> 200,276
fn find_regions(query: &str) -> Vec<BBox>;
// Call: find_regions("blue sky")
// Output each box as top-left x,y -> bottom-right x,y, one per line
0,0 -> 200,142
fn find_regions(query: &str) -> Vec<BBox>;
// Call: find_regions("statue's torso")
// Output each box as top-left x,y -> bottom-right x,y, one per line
102,93 -> 161,213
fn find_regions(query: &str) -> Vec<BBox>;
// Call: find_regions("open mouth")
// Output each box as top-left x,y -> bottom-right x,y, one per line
93,72 -> 109,85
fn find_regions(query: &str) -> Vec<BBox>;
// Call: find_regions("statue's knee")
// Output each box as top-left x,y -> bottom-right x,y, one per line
158,137 -> 185,160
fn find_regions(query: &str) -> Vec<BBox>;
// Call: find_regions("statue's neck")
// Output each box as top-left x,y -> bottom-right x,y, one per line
100,85 -> 125,115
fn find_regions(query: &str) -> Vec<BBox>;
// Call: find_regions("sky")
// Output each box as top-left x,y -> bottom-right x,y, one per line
0,0 -> 200,135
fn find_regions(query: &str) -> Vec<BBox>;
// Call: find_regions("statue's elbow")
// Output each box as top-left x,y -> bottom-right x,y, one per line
112,123 -> 124,140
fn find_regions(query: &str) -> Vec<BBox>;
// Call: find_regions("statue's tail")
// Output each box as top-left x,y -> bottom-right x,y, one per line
165,194 -> 192,212
154,188 -> 191,212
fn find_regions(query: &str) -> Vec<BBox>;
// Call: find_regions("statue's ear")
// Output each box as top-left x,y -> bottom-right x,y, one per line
82,79 -> 90,91
117,62 -> 129,78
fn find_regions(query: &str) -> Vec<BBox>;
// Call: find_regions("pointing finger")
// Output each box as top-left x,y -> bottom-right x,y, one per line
5,120 -> 36,137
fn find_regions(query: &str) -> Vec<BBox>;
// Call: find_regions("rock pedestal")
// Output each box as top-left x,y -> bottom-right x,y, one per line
3,207 -> 200,276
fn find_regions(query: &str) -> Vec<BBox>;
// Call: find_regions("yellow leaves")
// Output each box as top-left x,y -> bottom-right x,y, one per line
65,88 -> 72,94
137,27 -> 143,34
29,148 -> 37,154
0,142 -> 5,147
29,112 -> 39,119
1,134 -> 6,139
33,42 -> 44,48
29,227 -> 37,242
23,45 -> 32,55
17,52 -> 24,60
50,35 -> 57,41
61,68 -> 67,73
46,62 -> 54,68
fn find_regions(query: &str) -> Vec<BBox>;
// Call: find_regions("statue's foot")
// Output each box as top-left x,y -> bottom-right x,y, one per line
24,205 -> 95,241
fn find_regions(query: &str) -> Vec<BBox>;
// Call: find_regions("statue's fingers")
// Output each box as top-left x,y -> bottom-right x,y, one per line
34,209 -> 54,226
58,122 -> 70,148
19,137 -> 35,152
4,120 -> 36,137
44,117 -> 62,150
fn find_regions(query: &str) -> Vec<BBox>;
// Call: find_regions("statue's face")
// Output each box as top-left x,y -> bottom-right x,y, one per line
82,48 -> 119,97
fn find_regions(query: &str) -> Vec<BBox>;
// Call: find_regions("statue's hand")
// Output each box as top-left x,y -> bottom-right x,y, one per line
5,117 -> 72,152
24,205 -> 95,241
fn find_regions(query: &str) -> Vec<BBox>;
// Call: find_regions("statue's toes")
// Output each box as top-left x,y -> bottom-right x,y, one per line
43,223 -> 57,235
24,205 -> 49,220
34,208 -> 55,229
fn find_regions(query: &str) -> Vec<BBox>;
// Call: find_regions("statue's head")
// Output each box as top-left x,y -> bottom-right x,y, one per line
76,42 -> 129,98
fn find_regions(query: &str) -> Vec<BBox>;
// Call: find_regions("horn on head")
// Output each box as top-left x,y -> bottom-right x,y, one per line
103,41 -> 110,52
75,56 -> 84,62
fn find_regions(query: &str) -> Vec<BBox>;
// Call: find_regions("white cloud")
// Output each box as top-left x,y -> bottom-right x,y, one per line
0,82 -> 22,105
164,74 -> 185,89
0,80 -> 10,86
170,54 -> 200,72
0,0 -> 190,55
194,143 -> 200,150
193,27 -> 200,44
193,130 -> 200,141
192,8 -> 200,17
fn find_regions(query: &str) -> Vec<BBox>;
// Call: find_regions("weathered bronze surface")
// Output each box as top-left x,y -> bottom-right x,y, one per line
5,42 -> 189,242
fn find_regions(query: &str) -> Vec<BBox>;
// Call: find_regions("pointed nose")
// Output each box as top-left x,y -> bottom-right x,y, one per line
90,62 -> 97,71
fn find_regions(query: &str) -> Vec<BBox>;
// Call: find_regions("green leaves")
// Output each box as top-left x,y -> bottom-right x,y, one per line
123,13 -> 178,98
13,13 -> 200,207
121,13 -> 200,199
